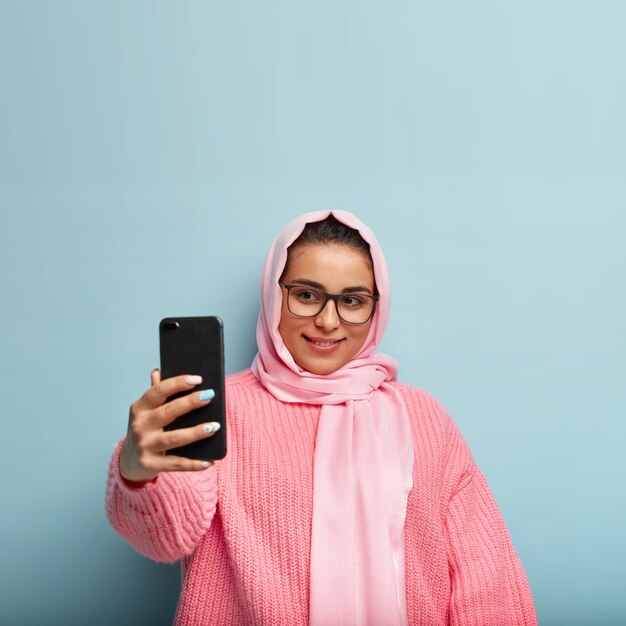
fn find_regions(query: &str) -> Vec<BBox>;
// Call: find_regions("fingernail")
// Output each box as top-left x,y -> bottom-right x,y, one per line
198,389 -> 215,401
185,375 -> 202,386
202,421 -> 221,434
201,461 -> 212,469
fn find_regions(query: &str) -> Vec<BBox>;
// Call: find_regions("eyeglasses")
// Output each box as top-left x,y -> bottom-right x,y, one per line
279,282 -> 379,324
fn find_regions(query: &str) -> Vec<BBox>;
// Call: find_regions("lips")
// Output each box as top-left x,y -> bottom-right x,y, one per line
303,335 -> 345,348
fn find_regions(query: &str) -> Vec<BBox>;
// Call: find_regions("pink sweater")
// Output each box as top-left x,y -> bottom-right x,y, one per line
105,370 -> 537,625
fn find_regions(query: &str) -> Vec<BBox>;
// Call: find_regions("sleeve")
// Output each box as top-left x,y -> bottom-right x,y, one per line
443,424 -> 537,626
104,438 -> 219,563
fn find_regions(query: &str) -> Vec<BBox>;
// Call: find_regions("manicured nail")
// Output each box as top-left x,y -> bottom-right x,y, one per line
198,389 -> 215,402
202,422 -> 221,434
201,461 -> 212,469
185,375 -> 202,386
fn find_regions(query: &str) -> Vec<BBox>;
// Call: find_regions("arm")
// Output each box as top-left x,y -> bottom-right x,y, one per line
444,442 -> 537,625
105,369 -> 222,562
105,439 -> 218,563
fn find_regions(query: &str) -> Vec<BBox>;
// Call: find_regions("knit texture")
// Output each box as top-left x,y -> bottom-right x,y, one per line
105,370 -> 537,626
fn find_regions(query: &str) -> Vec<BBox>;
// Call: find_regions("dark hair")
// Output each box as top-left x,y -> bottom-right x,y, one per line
287,215 -> 372,263
281,214 -> 377,296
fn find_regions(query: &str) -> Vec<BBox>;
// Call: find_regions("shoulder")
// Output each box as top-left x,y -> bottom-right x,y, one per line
389,380 -> 453,433
223,370 -> 320,428
391,381 -> 476,491
226,368 -> 259,388
390,381 -> 474,465
225,369 -> 268,400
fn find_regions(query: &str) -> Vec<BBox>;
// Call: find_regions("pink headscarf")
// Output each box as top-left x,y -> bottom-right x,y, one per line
251,210 -> 414,626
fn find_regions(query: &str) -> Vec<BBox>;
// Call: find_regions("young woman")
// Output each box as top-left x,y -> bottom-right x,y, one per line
106,210 -> 537,625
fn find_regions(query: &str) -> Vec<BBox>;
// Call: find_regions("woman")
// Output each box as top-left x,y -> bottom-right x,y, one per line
106,210 -> 537,625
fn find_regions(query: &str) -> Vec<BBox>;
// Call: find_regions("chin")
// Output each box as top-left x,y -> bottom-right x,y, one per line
294,359 -> 332,376
296,359 -> 342,376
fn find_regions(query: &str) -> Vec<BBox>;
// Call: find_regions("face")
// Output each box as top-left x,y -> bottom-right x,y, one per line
278,243 -> 375,375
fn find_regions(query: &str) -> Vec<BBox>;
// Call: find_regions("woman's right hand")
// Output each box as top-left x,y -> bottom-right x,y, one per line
119,369 -> 220,483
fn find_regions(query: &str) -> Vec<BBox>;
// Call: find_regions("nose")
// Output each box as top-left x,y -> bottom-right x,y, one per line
315,299 -> 341,330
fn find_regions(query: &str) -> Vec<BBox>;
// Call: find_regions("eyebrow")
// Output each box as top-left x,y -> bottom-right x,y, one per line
288,278 -> 373,295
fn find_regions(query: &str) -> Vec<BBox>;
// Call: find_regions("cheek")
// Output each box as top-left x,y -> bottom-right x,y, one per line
277,302 -> 288,342
352,321 -> 373,353
278,296 -> 298,343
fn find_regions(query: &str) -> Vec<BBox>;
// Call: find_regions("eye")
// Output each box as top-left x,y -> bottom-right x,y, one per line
340,295 -> 368,308
292,287 -> 323,304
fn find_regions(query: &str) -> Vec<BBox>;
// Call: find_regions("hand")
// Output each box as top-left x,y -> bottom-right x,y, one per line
119,369 -> 219,483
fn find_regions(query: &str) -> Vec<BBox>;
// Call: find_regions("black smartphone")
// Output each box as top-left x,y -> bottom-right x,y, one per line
159,316 -> 226,461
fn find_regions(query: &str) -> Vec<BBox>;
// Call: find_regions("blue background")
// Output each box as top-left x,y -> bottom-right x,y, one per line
1,1 -> 624,624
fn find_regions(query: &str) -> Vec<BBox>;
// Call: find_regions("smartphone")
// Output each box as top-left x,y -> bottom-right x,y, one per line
159,316 -> 226,461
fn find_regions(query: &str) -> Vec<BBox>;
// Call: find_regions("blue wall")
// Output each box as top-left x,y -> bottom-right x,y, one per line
1,2 -> 624,624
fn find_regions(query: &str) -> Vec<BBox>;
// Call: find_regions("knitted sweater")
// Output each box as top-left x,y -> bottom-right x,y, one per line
105,370 -> 537,626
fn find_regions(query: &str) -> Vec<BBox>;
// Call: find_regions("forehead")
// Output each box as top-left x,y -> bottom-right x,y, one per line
283,244 -> 374,290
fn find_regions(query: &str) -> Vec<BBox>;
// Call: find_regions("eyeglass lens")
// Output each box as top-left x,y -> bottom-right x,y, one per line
286,285 -> 375,324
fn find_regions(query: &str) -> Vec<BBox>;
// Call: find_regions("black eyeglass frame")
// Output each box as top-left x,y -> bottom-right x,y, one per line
279,281 -> 379,324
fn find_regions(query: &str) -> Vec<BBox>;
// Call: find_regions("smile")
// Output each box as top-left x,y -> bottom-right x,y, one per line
303,335 -> 345,350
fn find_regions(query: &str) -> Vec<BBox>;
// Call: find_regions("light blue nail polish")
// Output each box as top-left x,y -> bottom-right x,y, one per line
198,389 -> 215,401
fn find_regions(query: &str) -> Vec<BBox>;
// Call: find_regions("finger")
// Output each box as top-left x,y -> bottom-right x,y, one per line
152,387 -> 215,428
151,421 -> 221,454
141,374 -> 205,409
153,454 -> 213,473
151,368 -> 161,387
